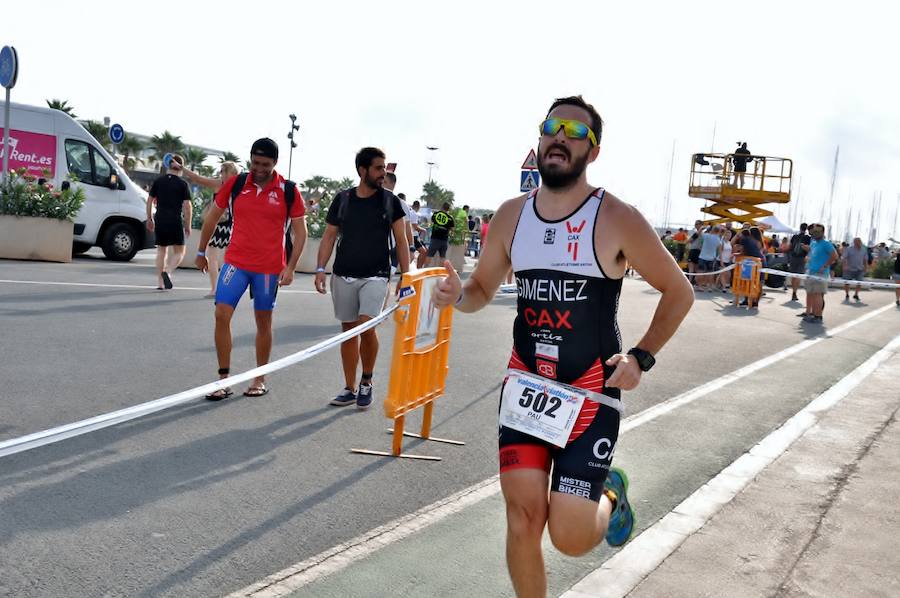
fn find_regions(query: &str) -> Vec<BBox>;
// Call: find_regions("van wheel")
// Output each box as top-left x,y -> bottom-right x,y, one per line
101,223 -> 139,261
72,242 -> 92,256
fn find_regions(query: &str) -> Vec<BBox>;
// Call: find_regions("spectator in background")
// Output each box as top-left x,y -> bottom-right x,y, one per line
788,223 -> 811,302
732,142 -> 752,188
672,227 -> 688,262
719,228 -> 735,291
841,237 -> 869,302
801,224 -> 838,323
687,220 -> 703,282
410,200 -> 428,268
696,225 -> 722,292
892,249 -> 900,306
427,202 -> 455,266
779,235 -> 791,254
175,160 -> 241,296
146,153 -> 191,290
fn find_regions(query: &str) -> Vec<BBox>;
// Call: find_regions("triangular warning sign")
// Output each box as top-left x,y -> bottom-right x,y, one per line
521,149 -> 538,170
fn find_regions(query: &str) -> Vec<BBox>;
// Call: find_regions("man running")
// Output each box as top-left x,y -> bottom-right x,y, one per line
432,96 -> 694,597
195,138 -> 307,399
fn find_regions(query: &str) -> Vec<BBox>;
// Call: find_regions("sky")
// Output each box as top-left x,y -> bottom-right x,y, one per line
4,0 -> 899,242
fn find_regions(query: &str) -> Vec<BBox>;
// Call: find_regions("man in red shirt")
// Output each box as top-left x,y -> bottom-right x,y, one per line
195,138 -> 307,399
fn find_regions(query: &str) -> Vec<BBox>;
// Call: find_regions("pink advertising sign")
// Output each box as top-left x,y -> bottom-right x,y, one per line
0,128 -> 57,178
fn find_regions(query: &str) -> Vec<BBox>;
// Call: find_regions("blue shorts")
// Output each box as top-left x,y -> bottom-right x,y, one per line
215,263 -> 279,311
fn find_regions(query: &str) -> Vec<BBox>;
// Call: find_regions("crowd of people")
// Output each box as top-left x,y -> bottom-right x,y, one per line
660,221 -> 900,320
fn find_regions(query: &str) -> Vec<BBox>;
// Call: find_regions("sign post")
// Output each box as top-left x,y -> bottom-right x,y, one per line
1,45 -> 20,184
520,148 -> 540,192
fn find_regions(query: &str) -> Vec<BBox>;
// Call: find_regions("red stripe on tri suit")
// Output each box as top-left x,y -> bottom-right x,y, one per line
507,350 -> 606,444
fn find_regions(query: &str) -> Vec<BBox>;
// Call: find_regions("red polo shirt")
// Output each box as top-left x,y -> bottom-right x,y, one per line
215,171 -> 305,274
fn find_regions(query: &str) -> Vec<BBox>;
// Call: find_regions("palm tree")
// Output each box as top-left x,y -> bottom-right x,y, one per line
183,147 -> 208,171
46,99 -> 77,118
148,131 -> 185,173
83,120 -> 113,151
421,180 -> 455,209
197,164 -> 215,177
302,175 -> 331,198
220,151 -> 240,164
117,136 -> 145,173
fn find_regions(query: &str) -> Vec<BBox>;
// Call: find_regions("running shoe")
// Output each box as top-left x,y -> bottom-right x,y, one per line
357,383 -> 373,410
604,468 -> 635,547
330,387 -> 356,407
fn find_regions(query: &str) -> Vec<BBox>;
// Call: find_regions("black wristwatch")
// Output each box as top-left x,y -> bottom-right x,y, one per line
627,347 -> 656,372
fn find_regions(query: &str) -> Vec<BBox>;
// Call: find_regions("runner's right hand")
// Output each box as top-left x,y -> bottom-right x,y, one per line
195,255 -> 208,273
146,220 -> 154,232
314,271 -> 327,294
432,260 -> 461,307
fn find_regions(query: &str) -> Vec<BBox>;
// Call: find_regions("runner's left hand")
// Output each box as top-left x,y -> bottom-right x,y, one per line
605,354 -> 642,390
279,267 -> 294,286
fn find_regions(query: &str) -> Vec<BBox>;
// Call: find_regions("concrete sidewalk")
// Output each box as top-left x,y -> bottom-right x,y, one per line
566,350 -> 900,598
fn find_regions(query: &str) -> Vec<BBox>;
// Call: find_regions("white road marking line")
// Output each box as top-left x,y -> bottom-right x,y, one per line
563,331 -> 900,598
229,302 -> 897,597
0,279 -> 317,293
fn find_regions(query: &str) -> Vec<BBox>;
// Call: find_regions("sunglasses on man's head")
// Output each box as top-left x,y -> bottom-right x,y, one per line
540,118 -> 598,147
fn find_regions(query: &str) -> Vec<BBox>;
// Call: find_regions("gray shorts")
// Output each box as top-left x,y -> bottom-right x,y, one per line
843,269 -> 864,282
331,276 -> 389,323
805,276 -> 828,294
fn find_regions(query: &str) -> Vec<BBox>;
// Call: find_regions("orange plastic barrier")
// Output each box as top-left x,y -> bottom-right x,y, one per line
351,268 -> 462,461
731,257 -> 762,309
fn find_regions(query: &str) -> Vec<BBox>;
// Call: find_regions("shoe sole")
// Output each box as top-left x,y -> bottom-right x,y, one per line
329,399 -> 356,407
356,403 -> 371,411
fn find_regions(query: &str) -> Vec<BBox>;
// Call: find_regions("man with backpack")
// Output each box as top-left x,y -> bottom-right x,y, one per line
788,222 -> 811,302
195,138 -> 307,400
315,147 -> 409,410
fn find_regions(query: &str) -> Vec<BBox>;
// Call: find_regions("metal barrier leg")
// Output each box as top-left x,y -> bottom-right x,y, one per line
386,402 -> 466,447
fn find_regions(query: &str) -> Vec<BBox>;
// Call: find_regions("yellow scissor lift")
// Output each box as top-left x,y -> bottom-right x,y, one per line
689,153 -> 793,225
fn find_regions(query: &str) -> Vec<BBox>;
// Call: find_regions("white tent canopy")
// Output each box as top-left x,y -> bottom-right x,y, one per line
758,215 -> 794,234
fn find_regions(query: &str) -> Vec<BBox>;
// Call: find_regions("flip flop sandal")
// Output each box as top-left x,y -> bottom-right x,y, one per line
161,272 -> 173,289
243,386 -> 269,397
205,388 -> 233,401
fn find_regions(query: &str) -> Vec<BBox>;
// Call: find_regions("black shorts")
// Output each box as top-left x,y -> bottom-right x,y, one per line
427,238 -> 449,258
688,248 -> 701,265
788,258 -> 806,274
498,387 -> 621,503
413,238 -> 425,250
154,219 -> 184,247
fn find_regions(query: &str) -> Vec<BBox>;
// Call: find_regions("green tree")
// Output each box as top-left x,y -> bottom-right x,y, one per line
117,136 -> 145,173
83,120 -> 113,151
197,164 -> 215,177
148,131 -> 185,173
302,175 -> 331,197
420,180 -> 455,210
46,99 -> 77,118
183,147 -> 208,170
220,151 -> 240,164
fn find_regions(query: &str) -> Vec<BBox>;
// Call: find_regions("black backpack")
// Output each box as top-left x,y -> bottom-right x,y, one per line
229,172 -> 298,258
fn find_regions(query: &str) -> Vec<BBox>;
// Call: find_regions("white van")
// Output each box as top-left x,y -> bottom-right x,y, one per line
1,101 -> 153,260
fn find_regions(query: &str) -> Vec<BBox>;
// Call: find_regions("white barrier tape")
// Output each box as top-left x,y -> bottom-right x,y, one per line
0,303 -> 401,459
759,268 -> 899,289
682,264 -> 737,277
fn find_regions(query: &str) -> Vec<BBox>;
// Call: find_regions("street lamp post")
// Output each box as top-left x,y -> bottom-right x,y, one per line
287,114 -> 299,179
426,145 -> 439,182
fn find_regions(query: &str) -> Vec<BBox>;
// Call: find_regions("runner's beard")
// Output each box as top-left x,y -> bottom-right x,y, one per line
365,174 -> 384,189
538,149 -> 590,189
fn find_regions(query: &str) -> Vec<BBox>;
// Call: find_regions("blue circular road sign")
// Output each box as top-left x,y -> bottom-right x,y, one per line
109,123 -> 125,144
0,46 -> 19,89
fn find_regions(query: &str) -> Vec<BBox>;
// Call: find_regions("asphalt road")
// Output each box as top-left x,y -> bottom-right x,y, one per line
1,249 -> 898,597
